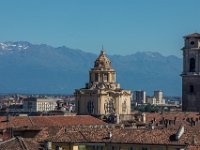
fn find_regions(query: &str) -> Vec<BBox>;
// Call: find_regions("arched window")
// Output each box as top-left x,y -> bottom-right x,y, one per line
87,101 -> 94,114
190,58 -> 195,72
190,85 -> 194,93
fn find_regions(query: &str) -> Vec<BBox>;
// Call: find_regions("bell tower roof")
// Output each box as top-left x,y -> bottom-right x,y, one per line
184,33 -> 200,38
94,48 -> 112,69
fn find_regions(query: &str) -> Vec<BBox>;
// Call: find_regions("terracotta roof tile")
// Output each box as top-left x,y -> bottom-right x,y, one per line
47,126 -> 200,146
0,115 -> 106,129
45,112 -> 200,146
0,137 -> 39,150
187,145 -> 200,150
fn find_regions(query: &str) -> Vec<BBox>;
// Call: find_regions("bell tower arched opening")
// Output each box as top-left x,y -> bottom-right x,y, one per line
189,58 -> 195,72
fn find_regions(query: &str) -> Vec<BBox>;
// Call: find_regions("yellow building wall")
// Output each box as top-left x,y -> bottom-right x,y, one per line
52,143 -> 70,150
51,142 -> 185,150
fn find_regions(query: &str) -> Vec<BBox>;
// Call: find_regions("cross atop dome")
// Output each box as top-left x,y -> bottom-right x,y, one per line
101,45 -> 106,55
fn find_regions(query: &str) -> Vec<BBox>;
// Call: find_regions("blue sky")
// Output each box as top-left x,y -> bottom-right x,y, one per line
0,0 -> 199,56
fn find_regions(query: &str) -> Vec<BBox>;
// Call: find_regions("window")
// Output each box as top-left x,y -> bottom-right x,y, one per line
56,146 -> 61,150
189,58 -> 195,72
103,73 -> 108,82
79,145 -> 86,150
97,146 -> 103,150
95,73 -> 98,82
190,85 -> 194,93
87,101 -> 94,114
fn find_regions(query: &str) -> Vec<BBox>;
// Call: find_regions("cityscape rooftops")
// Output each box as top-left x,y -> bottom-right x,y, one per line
46,124 -> 199,146
0,137 -> 39,150
0,115 -> 106,129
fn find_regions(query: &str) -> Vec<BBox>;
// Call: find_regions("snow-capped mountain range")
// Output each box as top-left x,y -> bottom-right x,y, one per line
0,41 -> 30,51
0,41 -> 182,96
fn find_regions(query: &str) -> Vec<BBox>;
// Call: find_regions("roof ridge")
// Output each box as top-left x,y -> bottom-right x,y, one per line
0,137 -> 16,145
28,116 -> 34,126
16,137 -> 28,150
79,130 -> 89,142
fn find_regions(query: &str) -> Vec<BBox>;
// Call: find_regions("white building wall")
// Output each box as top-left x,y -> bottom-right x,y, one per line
23,98 -> 57,112
154,90 -> 164,104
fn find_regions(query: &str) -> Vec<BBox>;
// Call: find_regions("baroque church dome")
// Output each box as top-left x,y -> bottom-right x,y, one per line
94,50 -> 112,69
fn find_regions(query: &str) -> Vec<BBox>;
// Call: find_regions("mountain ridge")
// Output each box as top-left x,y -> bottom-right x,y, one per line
0,41 -> 182,96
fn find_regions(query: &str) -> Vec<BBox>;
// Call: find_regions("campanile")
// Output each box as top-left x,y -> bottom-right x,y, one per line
182,33 -> 200,111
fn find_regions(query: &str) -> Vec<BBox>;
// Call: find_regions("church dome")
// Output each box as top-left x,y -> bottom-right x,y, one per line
94,50 -> 112,69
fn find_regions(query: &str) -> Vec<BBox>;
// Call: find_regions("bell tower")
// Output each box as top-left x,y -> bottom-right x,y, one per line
182,33 -> 200,111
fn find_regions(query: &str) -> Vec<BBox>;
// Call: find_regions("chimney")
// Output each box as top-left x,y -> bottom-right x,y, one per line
6,114 -> 10,122
169,120 -> 171,125
175,125 -> 184,140
45,141 -> 52,150
149,123 -> 155,129
142,113 -> 146,123
153,117 -> 156,122
192,136 -> 198,145
108,131 -> 112,139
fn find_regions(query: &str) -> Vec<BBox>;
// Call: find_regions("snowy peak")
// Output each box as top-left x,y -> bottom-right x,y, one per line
134,51 -> 163,58
0,41 -> 31,51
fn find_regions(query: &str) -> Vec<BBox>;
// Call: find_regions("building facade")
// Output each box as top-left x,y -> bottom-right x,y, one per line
154,90 -> 163,104
146,96 -> 157,105
182,33 -> 200,112
133,90 -> 146,104
23,97 -> 57,112
75,50 -> 131,116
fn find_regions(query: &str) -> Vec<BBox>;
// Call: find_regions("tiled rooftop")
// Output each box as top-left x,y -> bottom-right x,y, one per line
0,115 -> 106,129
46,126 -> 197,146
43,112 -> 200,147
187,145 -> 200,150
1,112 -> 200,149
0,137 -> 39,150
145,112 -> 200,125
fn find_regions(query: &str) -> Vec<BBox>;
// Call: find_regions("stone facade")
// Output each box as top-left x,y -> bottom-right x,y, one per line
74,50 -> 131,116
182,33 -> 200,112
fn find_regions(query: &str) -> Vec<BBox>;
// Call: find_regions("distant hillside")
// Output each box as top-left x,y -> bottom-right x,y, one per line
0,41 -> 182,96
